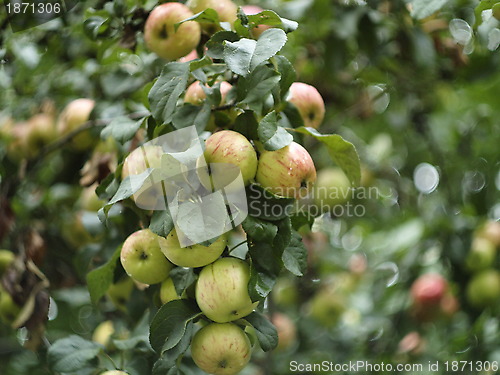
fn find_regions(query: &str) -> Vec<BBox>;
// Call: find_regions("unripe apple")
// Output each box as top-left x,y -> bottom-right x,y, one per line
191,322 -> 251,375
0,291 -> 21,325
465,237 -> 497,271
160,277 -> 183,304
122,145 -> 164,209
107,277 -> 135,310
57,98 -> 95,150
256,142 -> 316,199
92,320 -> 114,348
6,122 -> 34,160
120,229 -> 173,285
241,5 -> 271,39
308,287 -> 345,327
202,130 -> 258,186
466,269 -> 500,308
287,82 -> 325,129
187,0 -> 237,34
313,167 -> 352,210
0,250 -> 15,275
26,113 -> 56,148
161,229 -> 227,268
144,3 -> 201,61
196,257 -> 258,323
271,313 -> 297,351
271,278 -> 299,308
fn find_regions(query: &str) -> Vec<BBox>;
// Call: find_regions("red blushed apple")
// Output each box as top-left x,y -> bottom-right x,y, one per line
411,273 -> 448,306
144,3 -> 201,61
187,0 -> 238,34
256,141 -> 316,199
178,49 -> 199,63
241,5 -> 271,39
185,81 -> 232,106
288,82 -> 326,129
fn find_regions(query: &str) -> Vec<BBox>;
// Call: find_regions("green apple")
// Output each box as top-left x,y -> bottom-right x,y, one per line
191,322 -> 251,375
187,0 -> 237,34
57,98 -> 95,150
0,250 -> 15,275
271,313 -> 297,351
241,5 -> 271,39
466,237 -> 497,271
92,320 -> 114,348
313,167 -> 352,209
202,130 -> 257,186
271,278 -> 299,308
466,269 -> 500,308
144,2 -> 201,61
107,277 -> 135,310
493,3 -> 500,20
256,141 -> 316,199
287,82 -> 325,129
196,257 -> 258,323
122,145 -> 164,208
0,291 -> 21,325
160,277 -> 184,304
161,229 -> 227,267
120,229 -> 173,285
308,287 -> 345,327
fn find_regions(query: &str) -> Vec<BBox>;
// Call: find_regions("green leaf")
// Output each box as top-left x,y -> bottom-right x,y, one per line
410,0 -> 450,19
100,116 -> 144,144
281,101 -> 304,128
172,103 -> 211,133
169,267 -> 197,296
47,336 -> 101,372
246,10 -> 298,33
83,16 -> 110,40
152,322 -> 193,375
273,55 -> 296,100
189,55 -> 213,72
149,299 -> 202,354
86,246 -> 121,305
258,111 -> 293,151
244,311 -> 278,352
233,110 -> 259,140
248,261 -> 279,301
282,231 -> 307,276
273,217 -> 292,253
206,31 -> 240,59
246,184 -> 294,221
149,62 -> 190,124
295,127 -> 361,186
224,29 -> 287,77
237,64 -> 281,112
175,8 -> 220,31
242,215 -> 278,242
149,210 -> 174,237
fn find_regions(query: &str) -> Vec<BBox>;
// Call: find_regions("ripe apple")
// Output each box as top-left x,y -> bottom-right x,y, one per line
196,257 -> 258,323
191,322 -> 251,375
465,237 -> 496,271
120,229 -> 173,285
0,250 -> 15,275
107,277 -> 135,310
57,98 -> 95,150
202,130 -> 257,187
466,269 -> 500,308
0,291 -> 21,325
271,313 -> 297,351
287,82 -> 325,129
178,49 -> 199,63
187,0 -> 238,33
185,81 -> 232,106
411,273 -> 448,306
256,141 -> 316,199
313,167 -> 352,210
160,277 -> 184,304
241,5 -> 271,39
144,2 -> 201,61
161,229 -> 227,267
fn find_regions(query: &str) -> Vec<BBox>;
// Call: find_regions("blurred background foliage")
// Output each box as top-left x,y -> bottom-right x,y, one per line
1,0 -> 500,374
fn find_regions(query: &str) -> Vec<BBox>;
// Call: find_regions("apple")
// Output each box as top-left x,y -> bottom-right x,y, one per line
107,277 -> 135,310
78,183 -> 105,212
465,237 -> 496,271
160,277 -> 184,304
477,220 -> 500,248
120,229 -> 173,285
178,49 -> 199,63
27,113 -> 56,147
466,269 -> 500,308
411,273 -> 448,306
308,287 -> 345,327
92,320 -> 114,348
256,141 -> 316,199
122,145 -> 164,209
185,81 -> 232,106
271,278 -> 299,308
0,291 -> 21,325
144,3 -> 201,61
0,250 -> 15,275
241,5 -> 271,39
57,98 -> 95,150
161,229 -> 227,268
6,122 -> 34,161
187,0 -> 237,33
202,130 -> 258,187
313,167 -> 352,210
493,3 -> 500,20
271,313 -> 297,351
287,82 -> 325,129
191,322 -> 251,375
196,257 -> 258,323
398,331 -> 425,355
